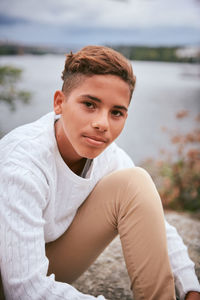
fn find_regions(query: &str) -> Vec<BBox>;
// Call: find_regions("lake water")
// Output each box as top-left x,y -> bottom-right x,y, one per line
0,55 -> 199,164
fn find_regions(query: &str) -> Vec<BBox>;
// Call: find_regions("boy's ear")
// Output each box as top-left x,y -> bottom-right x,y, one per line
54,90 -> 65,115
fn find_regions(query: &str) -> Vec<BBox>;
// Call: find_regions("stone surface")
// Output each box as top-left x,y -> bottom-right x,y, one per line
73,211 -> 200,300
165,211 -> 200,280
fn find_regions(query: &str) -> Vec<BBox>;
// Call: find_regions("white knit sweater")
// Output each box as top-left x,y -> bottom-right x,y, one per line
0,112 -> 199,300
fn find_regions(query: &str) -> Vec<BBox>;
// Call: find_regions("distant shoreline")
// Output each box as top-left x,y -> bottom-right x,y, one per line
0,42 -> 199,64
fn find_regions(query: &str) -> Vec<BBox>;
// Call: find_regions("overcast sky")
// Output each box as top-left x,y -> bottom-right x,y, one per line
0,0 -> 200,47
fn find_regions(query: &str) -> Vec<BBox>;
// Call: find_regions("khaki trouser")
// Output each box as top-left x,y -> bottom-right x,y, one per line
46,167 -> 176,300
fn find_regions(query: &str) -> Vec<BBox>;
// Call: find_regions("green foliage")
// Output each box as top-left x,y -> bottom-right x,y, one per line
143,112 -> 200,212
0,44 -> 47,56
159,152 -> 200,212
0,65 -> 31,110
0,65 -> 22,84
1,43 -> 199,63
113,45 -> 199,63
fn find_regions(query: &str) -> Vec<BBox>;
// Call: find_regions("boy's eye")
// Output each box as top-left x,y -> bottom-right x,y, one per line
83,101 -> 95,109
112,110 -> 123,117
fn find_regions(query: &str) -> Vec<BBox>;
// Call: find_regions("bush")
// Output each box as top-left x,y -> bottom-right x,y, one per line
143,111 -> 200,212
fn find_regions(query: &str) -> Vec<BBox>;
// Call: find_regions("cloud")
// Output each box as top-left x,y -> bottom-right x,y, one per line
1,0 -> 200,28
0,14 -> 29,26
1,21 -> 199,47
0,0 -> 200,46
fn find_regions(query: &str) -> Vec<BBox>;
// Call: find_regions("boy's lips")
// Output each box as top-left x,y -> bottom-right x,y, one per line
82,134 -> 109,146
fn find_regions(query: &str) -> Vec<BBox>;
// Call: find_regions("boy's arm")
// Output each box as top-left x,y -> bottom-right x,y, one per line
165,220 -> 200,300
0,163 -> 105,300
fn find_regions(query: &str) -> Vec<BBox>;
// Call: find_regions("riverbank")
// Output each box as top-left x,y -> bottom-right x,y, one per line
1,42 -> 199,63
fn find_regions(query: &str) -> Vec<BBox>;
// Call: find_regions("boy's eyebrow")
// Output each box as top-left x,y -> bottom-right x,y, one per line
81,94 -> 128,111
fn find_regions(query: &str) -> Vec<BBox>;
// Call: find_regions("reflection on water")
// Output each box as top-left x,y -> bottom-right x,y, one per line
0,55 -> 199,164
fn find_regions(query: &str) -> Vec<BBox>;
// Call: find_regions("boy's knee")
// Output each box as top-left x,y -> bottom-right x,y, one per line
97,167 -> 154,209
109,167 -> 161,209
92,167 -> 162,228
104,167 -> 152,191
110,168 -> 163,225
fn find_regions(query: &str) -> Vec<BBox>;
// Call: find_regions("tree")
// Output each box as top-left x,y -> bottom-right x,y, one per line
0,65 -> 31,111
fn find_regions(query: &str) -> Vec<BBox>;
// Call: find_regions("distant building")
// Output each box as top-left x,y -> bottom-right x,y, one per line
176,46 -> 200,59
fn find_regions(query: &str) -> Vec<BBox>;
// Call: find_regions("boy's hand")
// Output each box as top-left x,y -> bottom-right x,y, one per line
185,292 -> 200,300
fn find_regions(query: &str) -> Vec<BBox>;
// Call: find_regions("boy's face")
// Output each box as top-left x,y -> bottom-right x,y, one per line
54,74 -> 130,162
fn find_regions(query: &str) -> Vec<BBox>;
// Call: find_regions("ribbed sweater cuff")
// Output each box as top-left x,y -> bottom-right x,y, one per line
175,270 -> 200,300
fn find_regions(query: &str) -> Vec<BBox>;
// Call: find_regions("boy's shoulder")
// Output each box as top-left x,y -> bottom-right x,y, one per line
0,112 -> 55,166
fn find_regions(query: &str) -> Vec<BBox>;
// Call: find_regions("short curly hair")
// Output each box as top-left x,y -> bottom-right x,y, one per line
61,45 -> 136,100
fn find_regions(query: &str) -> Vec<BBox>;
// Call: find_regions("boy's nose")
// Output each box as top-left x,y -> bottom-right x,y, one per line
91,115 -> 109,132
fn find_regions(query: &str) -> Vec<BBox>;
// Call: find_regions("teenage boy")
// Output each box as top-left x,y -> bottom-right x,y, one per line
0,46 -> 199,300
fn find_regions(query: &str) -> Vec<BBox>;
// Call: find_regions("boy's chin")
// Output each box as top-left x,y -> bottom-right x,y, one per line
80,148 -> 107,160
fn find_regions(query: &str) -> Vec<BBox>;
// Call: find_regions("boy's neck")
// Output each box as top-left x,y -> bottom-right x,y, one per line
54,119 -> 87,176
68,157 -> 87,176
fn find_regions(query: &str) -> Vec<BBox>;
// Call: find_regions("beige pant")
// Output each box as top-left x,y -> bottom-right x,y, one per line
46,167 -> 176,300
